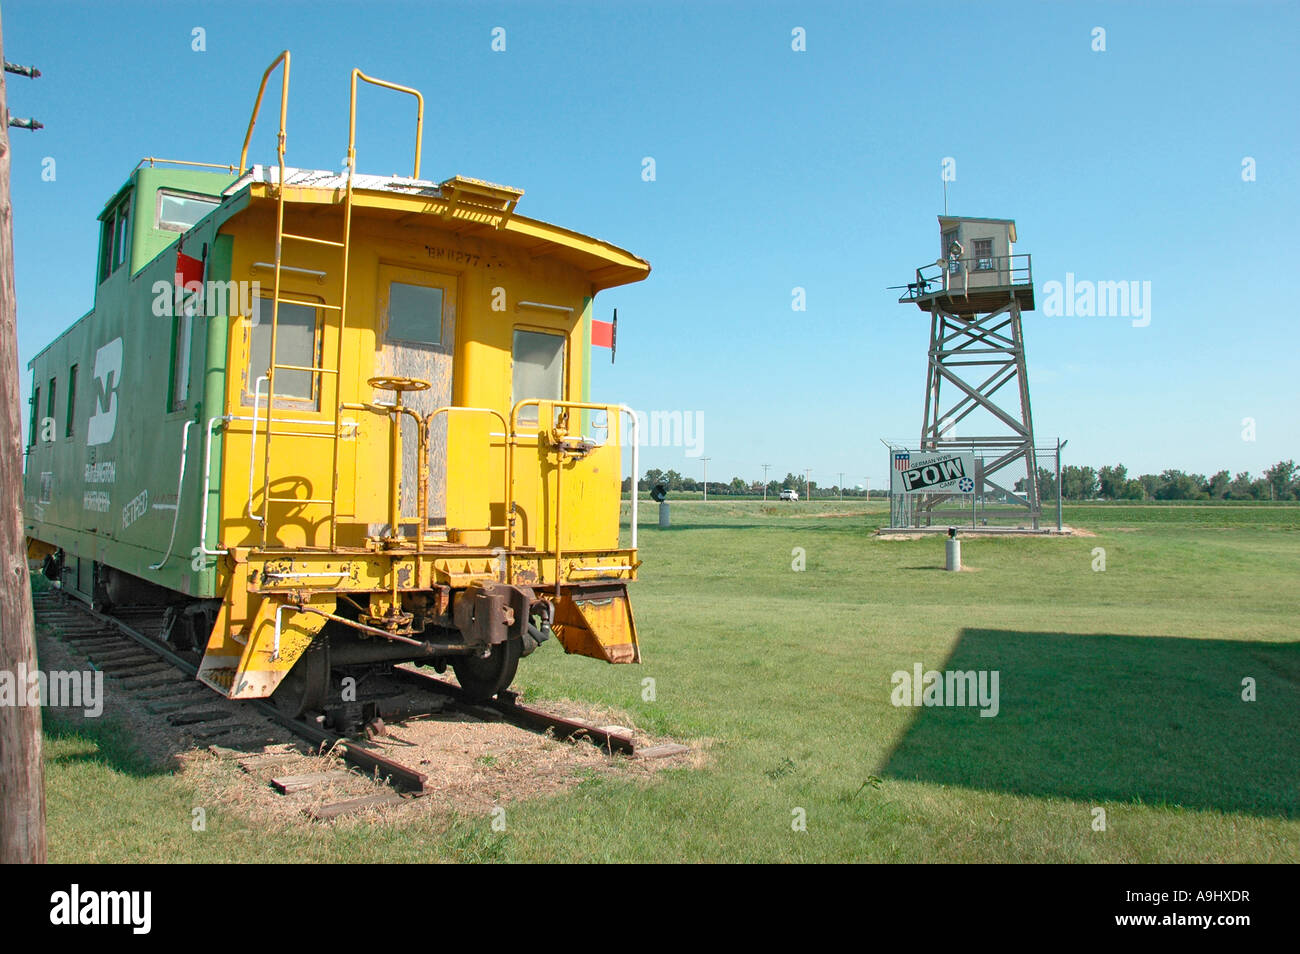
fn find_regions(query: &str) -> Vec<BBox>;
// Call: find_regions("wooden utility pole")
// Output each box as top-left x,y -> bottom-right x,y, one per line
0,9 -> 46,864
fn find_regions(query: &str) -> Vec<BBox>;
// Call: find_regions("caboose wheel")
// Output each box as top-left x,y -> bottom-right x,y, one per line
452,638 -> 521,703
273,641 -> 331,718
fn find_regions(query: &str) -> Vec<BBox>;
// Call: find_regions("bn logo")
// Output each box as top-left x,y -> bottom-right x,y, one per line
87,337 -> 123,446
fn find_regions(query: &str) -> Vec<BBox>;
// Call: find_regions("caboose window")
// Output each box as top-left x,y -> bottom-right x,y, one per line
66,365 -> 78,437
47,377 -> 57,429
245,298 -> 321,407
98,217 -> 114,282
113,204 -> 130,269
29,386 -> 39,447
156,190 -> 219,232
98,198 -> 131,282
170,298 -> 194,411
385,281 -> 447,348
512,329 -> 565,425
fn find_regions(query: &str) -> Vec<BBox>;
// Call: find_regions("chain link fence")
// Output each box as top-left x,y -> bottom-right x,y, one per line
885,443 -> 1063,531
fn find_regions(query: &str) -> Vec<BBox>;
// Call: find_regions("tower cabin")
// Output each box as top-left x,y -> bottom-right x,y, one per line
898,215 -> 1034,317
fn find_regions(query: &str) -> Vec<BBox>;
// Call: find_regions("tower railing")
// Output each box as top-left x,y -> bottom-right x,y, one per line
899,253 -> 1032,303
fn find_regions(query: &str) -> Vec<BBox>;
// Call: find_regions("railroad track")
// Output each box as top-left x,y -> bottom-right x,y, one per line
32,587 -> 683,812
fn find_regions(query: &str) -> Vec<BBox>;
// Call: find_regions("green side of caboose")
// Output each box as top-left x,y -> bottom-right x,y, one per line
24,165 -> 241,601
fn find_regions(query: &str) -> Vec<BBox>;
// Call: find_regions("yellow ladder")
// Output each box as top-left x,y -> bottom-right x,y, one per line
239,54 -> 424,550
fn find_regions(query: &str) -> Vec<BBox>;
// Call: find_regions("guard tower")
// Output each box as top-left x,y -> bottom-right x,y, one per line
897,216 -> 1040,527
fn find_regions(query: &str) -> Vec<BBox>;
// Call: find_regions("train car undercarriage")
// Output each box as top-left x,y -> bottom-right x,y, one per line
36,548 -> 638,726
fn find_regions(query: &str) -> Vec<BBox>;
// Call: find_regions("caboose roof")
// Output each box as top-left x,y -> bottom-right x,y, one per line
224,166 -> 651,292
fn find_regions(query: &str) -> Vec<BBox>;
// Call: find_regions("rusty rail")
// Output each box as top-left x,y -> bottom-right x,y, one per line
33,589 -> 430,792
389,665 -> 638,756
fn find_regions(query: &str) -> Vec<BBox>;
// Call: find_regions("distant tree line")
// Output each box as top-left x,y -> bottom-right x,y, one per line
625,461 -> 1300,501
1023,461 -> 1299,501
626,469 -> 884,498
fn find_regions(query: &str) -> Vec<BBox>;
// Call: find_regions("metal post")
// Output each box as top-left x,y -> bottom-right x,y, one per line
762,463 -> 770,501
701,456 -> 710,502
388,398 -> 403,539
1056,438 -> 1067,532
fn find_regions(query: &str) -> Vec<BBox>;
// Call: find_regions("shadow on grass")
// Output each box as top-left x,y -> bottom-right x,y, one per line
42,711 -> 169,779
878,629 -> 1300,818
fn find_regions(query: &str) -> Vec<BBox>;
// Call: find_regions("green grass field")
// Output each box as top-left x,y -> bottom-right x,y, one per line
39,500 -> 1300,862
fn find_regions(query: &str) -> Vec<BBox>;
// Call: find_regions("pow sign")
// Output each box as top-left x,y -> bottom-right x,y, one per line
889,451 -> 978,495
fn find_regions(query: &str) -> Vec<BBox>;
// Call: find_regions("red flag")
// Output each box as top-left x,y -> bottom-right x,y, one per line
591,319 -> 614,349
177,249 -> 204,288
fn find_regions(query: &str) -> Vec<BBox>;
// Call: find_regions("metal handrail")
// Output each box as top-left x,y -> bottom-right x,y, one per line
148,420 -> 195,570
136,157 -> 239,174
509,399 -> 641,556
247,375 -> 267,522
199,416 -> 228,558
339,399 -> 425,552
901,253 -> 1033,301
349,69 -> 425,180
238,51 -> 290,176
423,406 -> 512,541
205,399 -> 640,586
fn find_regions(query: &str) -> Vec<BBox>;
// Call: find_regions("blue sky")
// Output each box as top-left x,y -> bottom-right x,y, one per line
6,0 -> 1297,488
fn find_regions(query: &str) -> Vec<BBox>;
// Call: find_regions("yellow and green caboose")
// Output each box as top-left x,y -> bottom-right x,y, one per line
23,54 -> 650,715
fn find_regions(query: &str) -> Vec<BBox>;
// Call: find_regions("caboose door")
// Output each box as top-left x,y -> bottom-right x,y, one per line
370,265 -> 457,537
